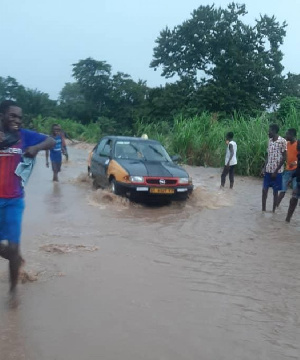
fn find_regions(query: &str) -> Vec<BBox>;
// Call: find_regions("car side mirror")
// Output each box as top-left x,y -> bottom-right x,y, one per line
171,155 -> 181,163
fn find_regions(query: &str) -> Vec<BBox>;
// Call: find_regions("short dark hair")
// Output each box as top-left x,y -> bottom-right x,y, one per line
287,128 -> 297,137
269,124 -> 279,134
226,132 -> 234,140
0,100 -> 17,114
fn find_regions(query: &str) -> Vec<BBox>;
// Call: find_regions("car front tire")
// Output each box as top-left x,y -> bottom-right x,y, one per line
110,178 -> 122,195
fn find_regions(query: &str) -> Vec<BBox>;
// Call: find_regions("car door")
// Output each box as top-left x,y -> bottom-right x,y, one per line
91,138 -> 112,186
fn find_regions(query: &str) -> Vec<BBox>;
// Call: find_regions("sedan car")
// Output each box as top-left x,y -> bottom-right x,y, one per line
88,136 -> 193,201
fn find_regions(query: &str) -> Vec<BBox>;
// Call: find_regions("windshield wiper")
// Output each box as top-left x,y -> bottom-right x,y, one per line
128,143 -> 145,160
148,145 -> 166,159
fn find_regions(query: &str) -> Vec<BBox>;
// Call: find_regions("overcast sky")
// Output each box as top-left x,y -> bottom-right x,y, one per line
1,0 -> 299,100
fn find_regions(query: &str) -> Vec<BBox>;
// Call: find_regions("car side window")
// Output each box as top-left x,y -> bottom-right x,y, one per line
97,139 -> 112,157
102,143 -> 111,157
95,139 -> 107,155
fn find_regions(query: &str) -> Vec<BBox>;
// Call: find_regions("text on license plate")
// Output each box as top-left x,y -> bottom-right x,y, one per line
150,188 -> 175,194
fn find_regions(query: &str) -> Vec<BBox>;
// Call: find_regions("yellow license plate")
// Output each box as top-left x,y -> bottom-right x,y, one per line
150,188 -> 175,194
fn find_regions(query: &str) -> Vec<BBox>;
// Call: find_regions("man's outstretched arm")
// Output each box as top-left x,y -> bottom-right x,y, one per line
24,137 -> 55,158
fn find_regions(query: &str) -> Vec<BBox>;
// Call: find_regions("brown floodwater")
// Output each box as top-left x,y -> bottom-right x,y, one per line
0,145 -> 299,360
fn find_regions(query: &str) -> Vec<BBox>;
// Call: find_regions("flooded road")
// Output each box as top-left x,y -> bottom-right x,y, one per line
1,145 -> 299,360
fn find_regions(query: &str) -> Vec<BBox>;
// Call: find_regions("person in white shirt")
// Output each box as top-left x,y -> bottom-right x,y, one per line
220,132 -> 237,189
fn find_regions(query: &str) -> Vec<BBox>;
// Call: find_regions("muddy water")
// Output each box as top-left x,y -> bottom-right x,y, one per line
0,146 -> 299,360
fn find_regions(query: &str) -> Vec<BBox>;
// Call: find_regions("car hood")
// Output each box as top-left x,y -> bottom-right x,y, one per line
116,159 -> 189,178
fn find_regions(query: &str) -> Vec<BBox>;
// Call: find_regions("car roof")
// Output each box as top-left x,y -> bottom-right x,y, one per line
100,136 -> 160,144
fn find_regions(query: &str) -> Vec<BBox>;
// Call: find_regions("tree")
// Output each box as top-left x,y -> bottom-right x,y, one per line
277,96 -> 300,120
282,73 -> 300,98
58,82 -> 96,123
0,76 -> 56,122
71,59 -> 150,131
108,72 -> 149,131
0,76 -> 25,102
72,58 -> 112,115
145,78 -> 198,122
150,3 -> 287,114
18,89 -> 56,118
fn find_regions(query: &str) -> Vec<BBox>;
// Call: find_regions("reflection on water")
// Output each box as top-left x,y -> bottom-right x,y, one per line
44,183 -> 66,214
0,148 -> 299,360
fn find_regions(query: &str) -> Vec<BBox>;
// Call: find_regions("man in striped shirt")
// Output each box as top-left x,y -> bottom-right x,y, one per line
262,124 -> 287,213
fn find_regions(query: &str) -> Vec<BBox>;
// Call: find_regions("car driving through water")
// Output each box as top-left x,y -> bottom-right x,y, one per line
88,136 -> 193,202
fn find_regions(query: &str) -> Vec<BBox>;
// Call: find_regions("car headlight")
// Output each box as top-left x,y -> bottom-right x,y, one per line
178,177 -> 189,184
129,176 -> 144,183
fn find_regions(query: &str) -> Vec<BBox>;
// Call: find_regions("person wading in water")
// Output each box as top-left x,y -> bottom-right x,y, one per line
262,124 -> 287,213
220,132 -> 237,189
46,124 -> 64,182
0,100 -> 55,301
277,128 -> 299,207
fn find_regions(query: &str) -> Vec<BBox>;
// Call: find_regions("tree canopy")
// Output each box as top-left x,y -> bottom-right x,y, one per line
0,76 -> 56,123
150,3 -> 287,114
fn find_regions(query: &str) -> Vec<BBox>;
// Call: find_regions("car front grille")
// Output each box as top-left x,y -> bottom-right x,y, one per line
146,178 -> 177,185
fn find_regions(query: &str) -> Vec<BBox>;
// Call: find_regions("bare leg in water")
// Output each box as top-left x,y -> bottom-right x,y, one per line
276,191 -> 286,207
273,191 -> 278,213
262,188 -> 278,213
0,242 -> 24,294
262,188 -> 268,211
53,170 -> 59,182
286,197 -> 298,223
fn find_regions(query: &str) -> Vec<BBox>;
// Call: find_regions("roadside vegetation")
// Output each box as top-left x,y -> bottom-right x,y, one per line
32,107 -> 300,177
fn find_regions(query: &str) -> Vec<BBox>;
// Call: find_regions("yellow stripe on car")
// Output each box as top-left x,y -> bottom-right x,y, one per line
107,160 -> 129,182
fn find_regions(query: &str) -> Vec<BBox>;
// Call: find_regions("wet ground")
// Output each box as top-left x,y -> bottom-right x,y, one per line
0,145 -> 299,360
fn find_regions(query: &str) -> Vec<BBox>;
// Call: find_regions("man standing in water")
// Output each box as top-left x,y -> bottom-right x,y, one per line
220,132 -> 237,189
285,153 -> 300,222
262,124 -> 287,212
58,125 -> 75,162
277,128 -> 299,207
46,124 -> 64,182
0,100 -> 55,297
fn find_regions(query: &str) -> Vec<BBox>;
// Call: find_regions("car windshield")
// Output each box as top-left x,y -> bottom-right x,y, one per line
114,141 -> 172,162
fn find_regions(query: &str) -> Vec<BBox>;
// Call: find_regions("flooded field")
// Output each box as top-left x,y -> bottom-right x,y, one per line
0,145 -> 299,360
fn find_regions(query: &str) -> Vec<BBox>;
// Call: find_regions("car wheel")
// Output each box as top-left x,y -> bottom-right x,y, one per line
92,179 -> 99,189
110,178 -> 122,195
88,167 -> 93,178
